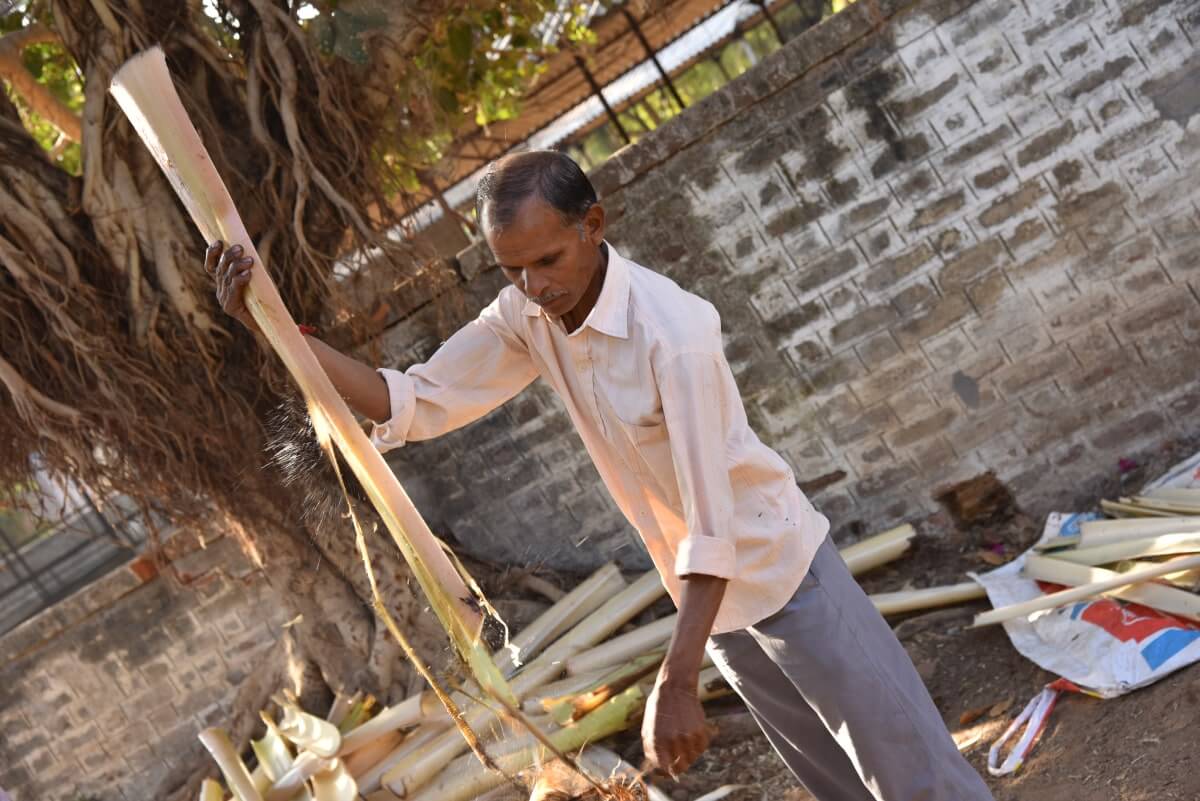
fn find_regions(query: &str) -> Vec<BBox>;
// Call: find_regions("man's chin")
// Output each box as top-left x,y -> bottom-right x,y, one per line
539,295 -> 573,316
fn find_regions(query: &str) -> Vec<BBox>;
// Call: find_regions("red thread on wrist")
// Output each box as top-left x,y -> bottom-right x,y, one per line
298,324 -> 318,336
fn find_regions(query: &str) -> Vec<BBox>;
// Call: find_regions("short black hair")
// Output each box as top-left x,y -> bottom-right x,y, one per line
475,150 -> 597,232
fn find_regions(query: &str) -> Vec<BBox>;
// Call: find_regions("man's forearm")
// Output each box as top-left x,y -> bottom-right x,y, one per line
661,573 -> 728,688
303,334 -> 391,424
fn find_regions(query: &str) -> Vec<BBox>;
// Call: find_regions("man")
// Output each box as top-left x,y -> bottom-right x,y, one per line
207,150 -> 993,801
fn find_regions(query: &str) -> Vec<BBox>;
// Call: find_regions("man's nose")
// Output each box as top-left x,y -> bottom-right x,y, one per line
524,272 -> 549,299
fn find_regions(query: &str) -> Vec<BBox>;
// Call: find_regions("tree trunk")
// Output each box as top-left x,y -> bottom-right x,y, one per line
0,1 -> 458,793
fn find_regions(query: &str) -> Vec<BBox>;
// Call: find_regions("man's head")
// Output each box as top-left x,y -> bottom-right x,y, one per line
476,150 -> 606,319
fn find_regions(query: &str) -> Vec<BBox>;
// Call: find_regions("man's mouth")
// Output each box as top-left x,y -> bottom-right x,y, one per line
534,292 -> 567,307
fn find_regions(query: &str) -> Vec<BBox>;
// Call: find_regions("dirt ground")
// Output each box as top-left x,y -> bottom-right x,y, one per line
475,438 -> 1200,801
601,509 -> 1200,801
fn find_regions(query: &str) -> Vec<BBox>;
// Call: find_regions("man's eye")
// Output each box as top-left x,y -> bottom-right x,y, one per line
538,256 -> 557,266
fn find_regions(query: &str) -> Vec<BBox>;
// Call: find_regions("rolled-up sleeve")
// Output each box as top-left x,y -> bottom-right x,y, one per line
658,349 -> 740,580
370,294 -> 538,453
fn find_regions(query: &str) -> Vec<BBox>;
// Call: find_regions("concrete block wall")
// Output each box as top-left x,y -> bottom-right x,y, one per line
0,534 -> 289,801
376,0 -> 1200,567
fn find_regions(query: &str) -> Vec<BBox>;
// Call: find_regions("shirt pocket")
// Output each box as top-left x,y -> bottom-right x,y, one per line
614,416 -> 674,494
595,364 -> 668,475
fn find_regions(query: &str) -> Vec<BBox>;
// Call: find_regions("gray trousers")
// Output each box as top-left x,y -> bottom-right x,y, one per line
707,537 -> 994,801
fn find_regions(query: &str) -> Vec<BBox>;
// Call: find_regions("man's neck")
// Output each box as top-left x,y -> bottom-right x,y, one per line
562,242 -> 608,334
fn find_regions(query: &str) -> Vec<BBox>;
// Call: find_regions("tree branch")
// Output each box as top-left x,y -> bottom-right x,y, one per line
0,24 -> 61,51
0,351 -> 82,422
0,23 -> 83,143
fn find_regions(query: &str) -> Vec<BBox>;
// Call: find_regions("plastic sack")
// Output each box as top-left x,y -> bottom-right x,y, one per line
973,450 -> 1200,774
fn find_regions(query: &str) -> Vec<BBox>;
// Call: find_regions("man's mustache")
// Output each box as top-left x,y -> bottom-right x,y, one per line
532,291 -> 567,305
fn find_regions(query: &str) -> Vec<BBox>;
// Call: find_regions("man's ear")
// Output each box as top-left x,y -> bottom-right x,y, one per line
583,202 -> 606,245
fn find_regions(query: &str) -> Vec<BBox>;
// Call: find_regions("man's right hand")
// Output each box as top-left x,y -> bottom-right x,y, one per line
204,239 -> 392,423
205,240 -> 260,333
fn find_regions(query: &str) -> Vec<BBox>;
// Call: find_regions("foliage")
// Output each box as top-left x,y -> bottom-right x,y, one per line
1,5 -> 83,173
380,0 -> 594,192
568,1 -> 841,170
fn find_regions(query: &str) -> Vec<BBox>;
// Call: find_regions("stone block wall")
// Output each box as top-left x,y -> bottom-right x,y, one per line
376,0 -> 1200,568
0,534 -> 288,801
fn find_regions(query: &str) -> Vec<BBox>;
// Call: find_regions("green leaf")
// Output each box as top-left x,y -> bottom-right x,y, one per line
448,23 -> 473,62
435,86 -> 460,113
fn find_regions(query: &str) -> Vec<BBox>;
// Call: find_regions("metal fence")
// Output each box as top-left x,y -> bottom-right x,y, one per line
0,488 -> 156,637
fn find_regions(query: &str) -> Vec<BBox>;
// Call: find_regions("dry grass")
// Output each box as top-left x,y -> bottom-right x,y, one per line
529,762 -> 648,801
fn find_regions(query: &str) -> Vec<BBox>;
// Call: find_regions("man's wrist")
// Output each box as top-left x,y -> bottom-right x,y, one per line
658,659 -> 702,691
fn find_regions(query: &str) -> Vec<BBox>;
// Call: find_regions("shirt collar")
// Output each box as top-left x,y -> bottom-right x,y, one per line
522,242 -> 631,339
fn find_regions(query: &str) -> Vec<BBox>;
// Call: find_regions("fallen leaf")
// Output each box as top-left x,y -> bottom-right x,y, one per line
978,549 -> 1007,566
955,730 -> 986,752
988,696 -> 1015,717
959,704 -> 990,726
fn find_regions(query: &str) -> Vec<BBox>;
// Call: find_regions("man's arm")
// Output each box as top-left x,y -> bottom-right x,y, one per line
205,240 -> 537,443
643,303 -> 745,775
302,334 -> 390,423
643,574 -> 727,776
206,240 -> 390,422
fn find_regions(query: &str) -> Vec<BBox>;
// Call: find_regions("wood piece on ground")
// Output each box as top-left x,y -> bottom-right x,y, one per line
252,717 -> 300,789
199,778 -> 225,801
410,667 -> 729,801
346,565 -> 629,762
1143,487 -> 1200,505
550,653 -> 665,724
265,753 -> 332,801
544,652 -> 710,719
1101,499 -> 1176,518
521,670 -> 612,715
1128,496 -> 1200,515
1033,535 -> 1080,551
521,574 -> 568,603
252,764 -> 271,795
337,689 -> 443,756
1078,517 -> 1200,548
309,760 -> 358,801
869,582 -> 987,616
278,702 -> 341,757
403,687 -> 647,801
838,525 -> 917,576
693,787 -> 749,801
198,728 -> 264,801
356,725 -> 443,794
496,563 -> 628,676
1119,560 -> 1200,590
972,555 -> 1200,627
327,692 -> 356,728
695,665 -> 732,702
340,695 -> 375,734
1023,555 -> 1200,621
1048,534 -> 1200,566
344,730 -> 405,780
565,615 -> 676,676
379,572 -> 668,796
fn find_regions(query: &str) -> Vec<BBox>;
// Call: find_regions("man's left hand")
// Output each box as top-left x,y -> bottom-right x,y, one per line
642,677 -> 712,777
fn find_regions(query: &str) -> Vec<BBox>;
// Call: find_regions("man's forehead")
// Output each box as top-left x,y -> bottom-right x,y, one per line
486,198 -> 572,261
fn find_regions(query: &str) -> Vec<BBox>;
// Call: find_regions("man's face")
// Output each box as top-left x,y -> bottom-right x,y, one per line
486,196 -> 606,319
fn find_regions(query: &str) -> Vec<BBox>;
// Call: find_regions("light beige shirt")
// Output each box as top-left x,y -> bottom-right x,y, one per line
371,244 -> 829,634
